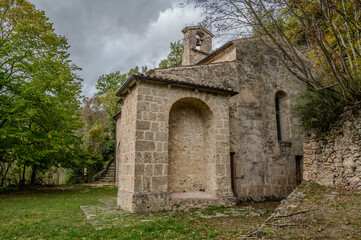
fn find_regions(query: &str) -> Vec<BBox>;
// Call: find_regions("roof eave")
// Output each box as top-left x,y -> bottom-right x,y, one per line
115,74 -> 238,99
196,41 -> 234,65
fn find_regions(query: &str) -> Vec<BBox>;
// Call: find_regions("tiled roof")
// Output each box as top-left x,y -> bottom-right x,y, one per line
115,74 -> 238,97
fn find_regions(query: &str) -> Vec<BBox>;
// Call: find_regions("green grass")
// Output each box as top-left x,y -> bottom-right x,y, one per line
0,185 -> 116,239
1,185 -> 270,239
2,182 -> 358,239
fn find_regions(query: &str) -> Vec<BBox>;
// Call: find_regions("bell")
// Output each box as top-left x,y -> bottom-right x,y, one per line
196,38 -> 202,47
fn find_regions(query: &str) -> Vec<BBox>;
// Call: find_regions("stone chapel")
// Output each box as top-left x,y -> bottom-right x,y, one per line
114,26 -> 305,213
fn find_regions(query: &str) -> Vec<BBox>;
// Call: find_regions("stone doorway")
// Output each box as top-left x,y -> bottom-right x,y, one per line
168,98 -> 216,198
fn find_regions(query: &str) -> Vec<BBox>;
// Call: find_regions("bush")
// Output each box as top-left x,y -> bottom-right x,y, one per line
293,90 -> 346,135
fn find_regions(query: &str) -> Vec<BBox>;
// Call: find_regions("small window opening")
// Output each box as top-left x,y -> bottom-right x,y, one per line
295,155 -> 303,185
275,97 -> 281,141
196,35 -> 202,51
230,152 -> 236,196
275,91 -> 289,142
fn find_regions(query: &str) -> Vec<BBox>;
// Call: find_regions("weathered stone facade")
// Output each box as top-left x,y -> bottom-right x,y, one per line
115,26 -> 305,212
115,78 -> 236,212
303,110 -> 361,189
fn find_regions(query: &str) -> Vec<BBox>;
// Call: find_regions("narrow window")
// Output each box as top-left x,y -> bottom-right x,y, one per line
230,152 -> 236,196
275,97 -> 281,141
295,155 -> 303,185
275,91 -> 289,142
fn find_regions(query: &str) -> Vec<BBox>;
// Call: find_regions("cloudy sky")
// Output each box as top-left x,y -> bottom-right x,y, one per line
28,0 -> 203,96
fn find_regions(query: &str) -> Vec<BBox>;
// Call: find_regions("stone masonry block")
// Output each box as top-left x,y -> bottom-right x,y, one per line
155,132 -> 168,141
153,152 -> 167,163
138,102 -> 150,112
145,132 -> 154,141
153,164 -> 164,176
137,121 -> 150,130
136,141 -> 155,151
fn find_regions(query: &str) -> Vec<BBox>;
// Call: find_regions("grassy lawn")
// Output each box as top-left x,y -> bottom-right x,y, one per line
0,184 -> 276,239
1,182 -> 360,239
0,185 -> 117,239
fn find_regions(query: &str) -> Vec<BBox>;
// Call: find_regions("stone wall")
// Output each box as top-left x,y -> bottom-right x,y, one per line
211,47 -> 236,64
229,38 -> 305,200
153,61 -> 238,91
116,80 -> 234,213
155,37 -> 306,200
303,110 -> 361,189
116,33 -> 307,211
116,85 -> 138,211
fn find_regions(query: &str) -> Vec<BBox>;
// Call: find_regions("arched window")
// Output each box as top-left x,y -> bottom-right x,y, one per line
195,35 -> 201,50
275,91 -> 290,142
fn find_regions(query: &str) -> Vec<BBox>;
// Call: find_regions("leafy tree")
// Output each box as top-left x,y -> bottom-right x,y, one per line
75,97 -> 111,179
79,38 -> 184,179
95,66 -> 147,118
78,66 -> 149,179
95,71 -> 127,97
159,40 -> 183,68
95,65 -> 148,97
0,0 -> 83,185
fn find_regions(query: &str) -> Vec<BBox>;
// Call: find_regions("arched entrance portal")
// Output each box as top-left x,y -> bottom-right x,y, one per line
168,97 -> 215,196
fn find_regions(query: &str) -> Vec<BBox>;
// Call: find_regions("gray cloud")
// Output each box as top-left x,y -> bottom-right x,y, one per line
29,0 -> 202,96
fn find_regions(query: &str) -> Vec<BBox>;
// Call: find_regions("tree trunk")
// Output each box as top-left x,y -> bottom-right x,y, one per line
1,160 -> 14,187
30,166 -> 37,185
20,165 -> 26,186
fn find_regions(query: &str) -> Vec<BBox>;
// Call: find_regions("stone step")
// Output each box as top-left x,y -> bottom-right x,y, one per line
99,179 -> 114,182
99,176 -> 114,179
92,161 -> 116,183
103,176 -> 114,179
103,172 -> 115,177
101,175 -> 114,179
100,176 -> 114,179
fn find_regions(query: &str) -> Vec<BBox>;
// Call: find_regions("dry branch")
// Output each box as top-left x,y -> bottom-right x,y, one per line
243,209 -> 318,239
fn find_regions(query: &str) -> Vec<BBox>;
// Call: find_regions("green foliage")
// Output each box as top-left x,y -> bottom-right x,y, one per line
77,38 -> 182,179
78,65 -> 149,179
158,40 -> 183,68
104,139 -> 115,158
0,0 -> 83,185
60,169 -> 76,184
95,71 -> 127,97
293,90 -> 346,135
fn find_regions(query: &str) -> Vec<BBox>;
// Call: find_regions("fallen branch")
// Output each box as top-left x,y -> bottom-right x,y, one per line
275,209 -> 318,218
244,214 -> 274,238
243,209 -> 318,238
265,223 -> 307,227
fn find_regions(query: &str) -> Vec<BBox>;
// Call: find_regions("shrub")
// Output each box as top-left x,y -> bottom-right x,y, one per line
293,90 -> 346,135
